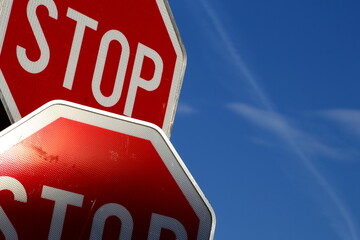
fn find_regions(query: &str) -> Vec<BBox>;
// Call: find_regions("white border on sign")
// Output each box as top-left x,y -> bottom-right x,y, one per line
0,0 -> 186,137
0,100 -> 216,239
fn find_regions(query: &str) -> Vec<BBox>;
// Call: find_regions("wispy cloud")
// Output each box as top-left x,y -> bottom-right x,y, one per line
228,103 -> 296,137
197,0 -> 273,110
196,0 -> 358,239
228,102 -> 358,239
176,103 -> 198,115
228,103 -> 342,160
320,109 -> 360,138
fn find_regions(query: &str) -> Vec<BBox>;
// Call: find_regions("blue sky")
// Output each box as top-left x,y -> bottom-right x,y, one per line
170,1 -> 360,239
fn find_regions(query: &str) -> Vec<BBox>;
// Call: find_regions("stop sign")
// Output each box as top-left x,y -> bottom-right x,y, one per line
0,0 -> 185,136
0,101 -> 215,239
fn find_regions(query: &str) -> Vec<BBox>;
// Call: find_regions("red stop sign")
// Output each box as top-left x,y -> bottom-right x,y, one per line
0,0 -> 185,136
0,101 -> 215,239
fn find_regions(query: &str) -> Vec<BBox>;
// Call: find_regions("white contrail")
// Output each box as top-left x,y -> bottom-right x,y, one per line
196,0 -> 358,239
196,0 -> 273,111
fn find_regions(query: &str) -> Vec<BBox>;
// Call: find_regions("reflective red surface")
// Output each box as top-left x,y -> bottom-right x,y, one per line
0,118 -> 199,239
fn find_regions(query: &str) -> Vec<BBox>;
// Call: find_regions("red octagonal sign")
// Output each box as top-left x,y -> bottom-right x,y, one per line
0,0 -> 185,136
0,101 -> 215,239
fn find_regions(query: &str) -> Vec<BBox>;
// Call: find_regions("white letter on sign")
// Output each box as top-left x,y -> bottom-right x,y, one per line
148,213 -> 188,240
16,0 -> 58,74
63,8 -> 98,90
90,203 -> 133,240
124,43 -> 163,117
92,30 -> 130,107
41,186 -> 84,240
0,176 -> 27,240
0,0 -> 13,55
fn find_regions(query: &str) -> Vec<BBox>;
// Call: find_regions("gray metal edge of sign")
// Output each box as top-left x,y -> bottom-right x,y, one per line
160,0 -> 187,138
0,100 -> 215,239
0,0 -> 187,138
